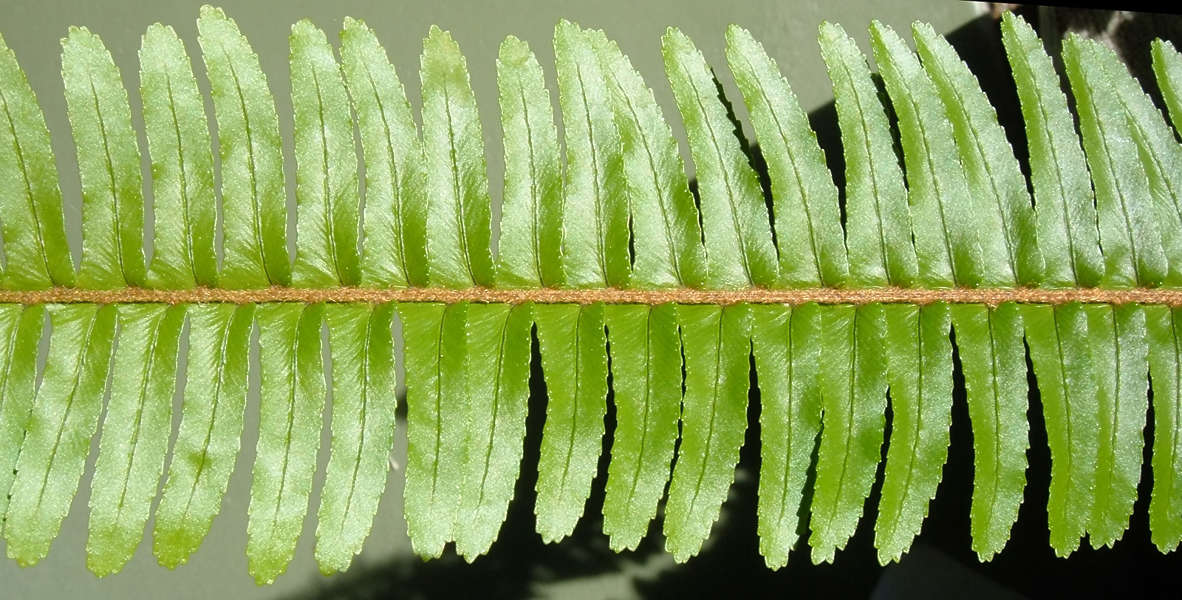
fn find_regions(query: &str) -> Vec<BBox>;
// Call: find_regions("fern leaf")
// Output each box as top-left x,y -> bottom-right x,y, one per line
817,22 -> 918,288
4,304 -> 116,566
665,304 -> 752,561
315,303 -> 398,573
87,304 -> 185,576
534,303 -> 608,542
950,303 -> 1028,561
341,17 -> 427,288
1145,305 -> 1182,552
808,304 -> 887,564
153,303 -> 254,568
0,305 -> 45,520
455,303 -> 533,560
140,24 -> 217,289
0,35 -> 73,288
727,25 -> 849,287
246,303 -> 326,584
497,37 -> 564,288
602,304 -> 681,551
663,28 -> 777,288
1152,40 -> 1182,137
62,28 -> 146,289
750,303 -> 823,569
291,20 -> 361,287
197,6 -> 290,287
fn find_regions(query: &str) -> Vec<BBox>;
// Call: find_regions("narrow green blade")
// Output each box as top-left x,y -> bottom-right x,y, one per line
602,303 -> 681,551
665,304 -> 752,561
154,303 -> 254,568
809,303 -> 888,564
1000,12 -> 1103,287
870,22 -> 984,288
455,303 -> 533,560
197,5 -> 290,287
0,305 -> 45,520
290,20 -> 361,287
553,21 -> 630,288
951,302 -> 1028,561
751,303 -> 823,569
1152,40 -> 1182,138
1085,304 -> 1148,548
597,32 -> 706,289
0,34 -> 73,288
496,36 -> 563,288
662,27 -> 778,288
1064,36 -> 1168,288
534,303 -> 608,542
341,17 -> 427,288
421,26 -> 494,288
726,25 -> 849,287
5,304 -> 116,566
399,302 -> 468,557
914,22 -> 1042,286
818,22 -> 917,287
140,24 -> 217,288
315,303 -> 398,573
246,304 -> 326,584
876,302 -> 953,564
1145,305 -> 1182,552
1023,303 -> 1098,556
87,304 -> 185,576
62,28 -> 146,288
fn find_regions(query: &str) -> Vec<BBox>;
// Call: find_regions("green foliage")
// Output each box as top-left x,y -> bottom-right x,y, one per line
0,5 -> 1180,583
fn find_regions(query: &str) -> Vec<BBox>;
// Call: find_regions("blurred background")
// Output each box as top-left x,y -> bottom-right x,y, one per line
0,1 -> 1180,598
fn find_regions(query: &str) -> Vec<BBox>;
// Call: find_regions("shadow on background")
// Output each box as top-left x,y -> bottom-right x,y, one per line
286,8 -> 1182,599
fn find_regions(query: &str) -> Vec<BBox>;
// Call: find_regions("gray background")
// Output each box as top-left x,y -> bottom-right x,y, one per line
0,1 -> 981,598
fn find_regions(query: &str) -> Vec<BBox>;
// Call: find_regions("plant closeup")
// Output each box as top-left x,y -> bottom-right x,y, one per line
0,4 -> 1180,586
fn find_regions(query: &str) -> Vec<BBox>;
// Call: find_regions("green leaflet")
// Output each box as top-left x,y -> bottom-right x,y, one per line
665,304 -> 752,561
950,303 -> 1028,561
876,303 -> 953,564
87,304 -> 185,576
153,303 -> 254,568
726,25 -> 849,287
554,22 -> 630,288
0,34 -> 74,288
315,304 -> 398,573
817,22 -> 917,288
750,303 -> 823,569
1023,303 -> 1098,556
1000,13 -> 1103,288
809,304 -> 887,564
421,26 -> 495,288
1085,304 -> 1148,548
1153,40 -> 1182,137
870,22 -> 985,288
1145,305 -> 1182,552
534,303 -> 608,542
4,304 -> 116,566
455,303 -> 533,560
341,17 -> 427,288
246,303 -> 326,584
497,36 -> 563,288
663,27 -> 778,289
198,5 -> 290,287
602,304 -> 681,551
597,31 -> 706,289
139,24 -> 217,289
913,23 -> 1042,286
400,302 -> 468,557
290,20 -> 361,287
1064,36 -> 1168,289
0,305 -> 45,520
62,28 -> 146,289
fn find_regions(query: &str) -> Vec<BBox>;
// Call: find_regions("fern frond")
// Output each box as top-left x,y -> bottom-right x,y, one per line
0,6 -> 1181,583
